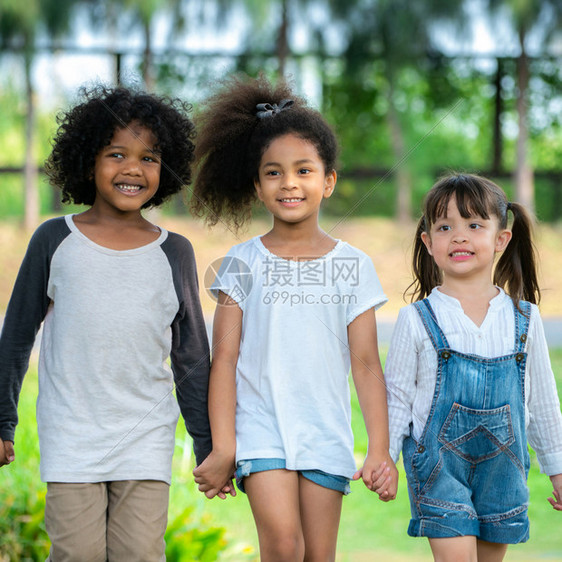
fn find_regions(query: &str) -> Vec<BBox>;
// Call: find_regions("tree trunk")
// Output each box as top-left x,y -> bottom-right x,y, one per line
515,27 -> 534,212
23,50 -> 39,231
386,79 -> 412,223
276,0 -> 289,77
142,20 -> 154,91
492,57 -> 503,175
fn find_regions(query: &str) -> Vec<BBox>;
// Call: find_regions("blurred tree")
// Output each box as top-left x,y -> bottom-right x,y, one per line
0,0 -> 79,230
85,0 -> 180,90
325,0 -> 468,222
485,0 -> 562,213
233,0 -> 329,78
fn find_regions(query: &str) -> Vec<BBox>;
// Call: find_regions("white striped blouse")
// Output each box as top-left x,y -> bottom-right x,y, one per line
385,287 -> 562,476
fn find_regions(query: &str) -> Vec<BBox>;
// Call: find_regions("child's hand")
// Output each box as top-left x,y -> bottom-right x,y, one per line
547,473 -> 562,511
0,439 -> 15,467
353,453 -> 398,501
193,449 -> 236,500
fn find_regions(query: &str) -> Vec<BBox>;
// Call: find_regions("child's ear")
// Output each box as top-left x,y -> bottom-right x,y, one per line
495,229 -> 512,253
323,170 -> 337,199
254,178 -> 264,202
421,231 -> 433,255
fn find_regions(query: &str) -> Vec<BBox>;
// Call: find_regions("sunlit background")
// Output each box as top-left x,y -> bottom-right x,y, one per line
1,1 -> 562,560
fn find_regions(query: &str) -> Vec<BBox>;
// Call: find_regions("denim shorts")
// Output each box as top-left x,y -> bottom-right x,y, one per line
235,458 -> 351,495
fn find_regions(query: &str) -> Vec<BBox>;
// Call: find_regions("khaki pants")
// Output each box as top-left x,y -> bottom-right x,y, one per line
45,480 -> 169,562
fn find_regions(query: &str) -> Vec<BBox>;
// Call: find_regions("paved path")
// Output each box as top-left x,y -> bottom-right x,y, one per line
204,316 -> 562,348
4,316 -> 562,352
374,317 -> 562,348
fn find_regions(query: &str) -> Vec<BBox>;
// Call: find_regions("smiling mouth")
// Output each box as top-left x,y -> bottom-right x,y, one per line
450,251 -> 473,257
115,183 -> 143,194
279,197 -> 304,203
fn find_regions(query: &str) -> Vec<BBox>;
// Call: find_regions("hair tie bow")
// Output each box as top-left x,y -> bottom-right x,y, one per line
256,99 -> 294,119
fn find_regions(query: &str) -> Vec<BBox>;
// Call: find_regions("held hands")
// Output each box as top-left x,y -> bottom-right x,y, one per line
0,439 -> 15,467
193,449 -> 236,500
353,452 -> 398,501
547,473 -> 562,511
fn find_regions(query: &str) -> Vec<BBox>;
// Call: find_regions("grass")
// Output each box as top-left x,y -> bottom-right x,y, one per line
7,352 -> 562,561
2,215 -> 562,560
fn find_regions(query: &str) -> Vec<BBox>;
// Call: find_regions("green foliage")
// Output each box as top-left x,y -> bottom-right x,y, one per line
0,487 -> 49,561
0,366 -> 50,561
165,505 -> 227,561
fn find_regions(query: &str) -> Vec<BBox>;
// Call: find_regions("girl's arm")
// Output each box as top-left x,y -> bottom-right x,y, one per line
548,474 -> 562,511
384,306 -> 420,463
348,308 -> 398,501
525,306 -> 562,480
193,291 -> 241,499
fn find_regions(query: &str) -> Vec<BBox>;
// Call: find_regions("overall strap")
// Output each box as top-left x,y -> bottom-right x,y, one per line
513,300 -> 531,353
413,299 -> 450,351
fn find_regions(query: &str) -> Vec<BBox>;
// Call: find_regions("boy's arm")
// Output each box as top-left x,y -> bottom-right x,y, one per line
0,219 -> 66,452
348,308 -> 398,501
193,292 -> 241,499
0,439 -> 15,466
165,235 -> 212,466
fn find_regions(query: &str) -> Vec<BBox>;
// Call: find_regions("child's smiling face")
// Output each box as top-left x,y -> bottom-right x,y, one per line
254,133 -> 336,226
92,121 -> 161,215
421,195 -> 511,284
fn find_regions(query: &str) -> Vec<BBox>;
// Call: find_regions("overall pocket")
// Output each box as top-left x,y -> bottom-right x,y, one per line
438,403 -> 515,463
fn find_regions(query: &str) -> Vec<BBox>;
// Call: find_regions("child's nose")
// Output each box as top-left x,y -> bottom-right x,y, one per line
123,159 -> 142,175
452,230 -> 468,242
282,173 -> 298,190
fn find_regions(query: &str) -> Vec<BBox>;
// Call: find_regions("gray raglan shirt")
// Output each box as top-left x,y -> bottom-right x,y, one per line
0,215 -> 211,484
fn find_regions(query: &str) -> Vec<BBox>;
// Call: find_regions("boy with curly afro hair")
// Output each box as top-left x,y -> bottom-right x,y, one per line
0,85 -> 211,560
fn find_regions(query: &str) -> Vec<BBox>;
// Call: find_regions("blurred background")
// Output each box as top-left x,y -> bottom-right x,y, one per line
0,0 -> 561,229
1,1 -> 562,560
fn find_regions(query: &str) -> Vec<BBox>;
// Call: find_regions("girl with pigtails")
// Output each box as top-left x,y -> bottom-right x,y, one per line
191,74 -> 398,561
385,173 -> 562,562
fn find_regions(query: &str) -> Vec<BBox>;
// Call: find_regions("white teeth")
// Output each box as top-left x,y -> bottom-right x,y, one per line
116,184 -> 142,193
281,198 -> 303,202
452,252 -> 472,256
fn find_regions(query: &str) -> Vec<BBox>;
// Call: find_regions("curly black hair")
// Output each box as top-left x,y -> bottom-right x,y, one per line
45,85 -> 196,208
190,73 -> 339,229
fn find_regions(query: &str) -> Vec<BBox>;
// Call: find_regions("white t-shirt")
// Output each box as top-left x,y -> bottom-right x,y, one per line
385,287 -> 562,476
212,236 -> 387,478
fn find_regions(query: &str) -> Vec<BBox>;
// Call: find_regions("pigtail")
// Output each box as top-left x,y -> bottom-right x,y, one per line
494,202 -> 541,305
405,216 -> 442,302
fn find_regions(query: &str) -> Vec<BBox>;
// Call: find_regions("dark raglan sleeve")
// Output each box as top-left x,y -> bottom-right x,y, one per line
0,217 -> 71,443
162,232 -> 212,466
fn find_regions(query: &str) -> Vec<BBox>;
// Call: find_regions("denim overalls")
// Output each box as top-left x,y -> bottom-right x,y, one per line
403,298 -> 531,543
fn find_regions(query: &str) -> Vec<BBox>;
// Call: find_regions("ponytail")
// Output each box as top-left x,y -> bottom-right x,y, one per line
405,216 -> 442,302
494,202 -> 541,305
